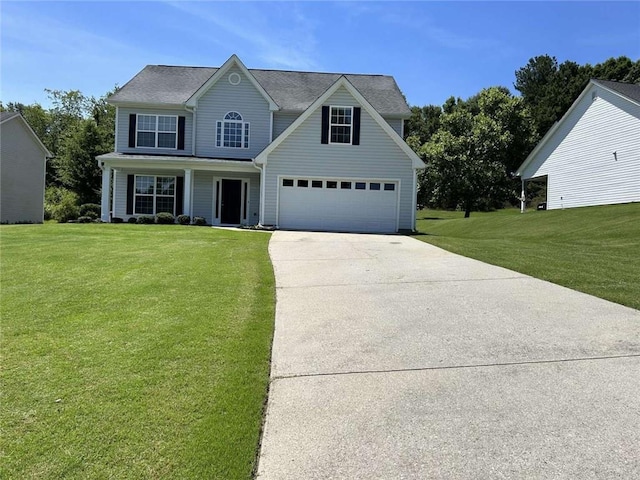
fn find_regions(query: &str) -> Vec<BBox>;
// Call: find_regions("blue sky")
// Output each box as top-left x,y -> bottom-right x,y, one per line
1,1 -> 639,109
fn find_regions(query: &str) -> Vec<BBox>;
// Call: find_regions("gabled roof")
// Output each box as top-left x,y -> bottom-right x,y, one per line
255,76 -> 424,169
185,54 -> 278,110
1,111 -> 53,157
1,111 -> 20,122
592,79 -> 640,105
516,79 -> 640,177
108,58 -> 411,116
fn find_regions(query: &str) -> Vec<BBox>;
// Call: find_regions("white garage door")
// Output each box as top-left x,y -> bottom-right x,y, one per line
278,178 -> 399,233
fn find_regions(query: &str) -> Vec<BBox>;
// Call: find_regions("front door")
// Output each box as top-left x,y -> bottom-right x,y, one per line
221,179 -> 242,224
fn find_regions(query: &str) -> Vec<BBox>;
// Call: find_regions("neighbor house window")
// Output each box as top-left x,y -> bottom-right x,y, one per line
330,106 -> 352,144
216,111 -> 249,148
136,115 -> 177,149
134,175 -> 176,215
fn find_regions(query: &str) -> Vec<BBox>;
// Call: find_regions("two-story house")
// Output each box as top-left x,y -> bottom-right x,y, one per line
97,54 -> 424,233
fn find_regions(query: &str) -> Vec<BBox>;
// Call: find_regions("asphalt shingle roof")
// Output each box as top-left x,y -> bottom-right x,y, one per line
109,65 -> 411,116
593,79 -> 640,104
0,111 -> 20,123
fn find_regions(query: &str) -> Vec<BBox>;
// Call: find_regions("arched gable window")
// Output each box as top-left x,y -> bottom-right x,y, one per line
216,111 -> 249,148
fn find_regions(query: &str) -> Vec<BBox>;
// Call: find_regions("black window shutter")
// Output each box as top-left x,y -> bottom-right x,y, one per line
321,106 -> 329,144
177,116 -> 185,150
126,175 -> 134,214
175,177 -> 184,215
352,107 -> 361,146
128,114 -> 136,148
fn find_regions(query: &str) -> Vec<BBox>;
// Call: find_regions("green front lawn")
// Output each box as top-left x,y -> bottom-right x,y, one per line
414,203 -> 640,310
1,224 -> 275,479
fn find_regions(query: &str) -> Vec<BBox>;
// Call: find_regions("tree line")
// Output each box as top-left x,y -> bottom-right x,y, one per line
1,89 -> 117,219
1,55 -> 638,219
405,55 -> 640,216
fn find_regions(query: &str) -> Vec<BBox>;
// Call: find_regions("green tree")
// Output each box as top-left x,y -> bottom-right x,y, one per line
418,87 -> 536,217
55,119 -> 110,205
404,105 -> 442,144
514,55 -> 640,136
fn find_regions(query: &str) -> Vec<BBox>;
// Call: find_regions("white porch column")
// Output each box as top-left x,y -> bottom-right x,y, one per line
101,164 -> 112,222
520,178 -> 526,214
111,169 -> 117,218
183,168 -> 192,218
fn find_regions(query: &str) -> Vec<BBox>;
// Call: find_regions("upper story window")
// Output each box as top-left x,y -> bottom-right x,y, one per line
216,111 -> 249,148
136,115 -> 177,149
321,106 -> 360,146
330,106 -> 352,144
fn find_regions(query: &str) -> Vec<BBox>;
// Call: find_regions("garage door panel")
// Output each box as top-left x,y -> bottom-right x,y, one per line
278,178 -> 398,233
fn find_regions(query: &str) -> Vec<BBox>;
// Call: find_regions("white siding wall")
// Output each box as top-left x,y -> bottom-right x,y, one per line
0,118 -> 46,223
195,65 -> 271,159
522,86 -> 640,210
263,87 -> 415,229
117,107 -> 193,155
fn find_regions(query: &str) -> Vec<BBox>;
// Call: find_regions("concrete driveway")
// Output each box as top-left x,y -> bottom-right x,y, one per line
257,231 -> 640,479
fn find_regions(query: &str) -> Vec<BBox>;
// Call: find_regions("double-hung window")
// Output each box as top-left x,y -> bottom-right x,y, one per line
216,111 -> 249,148
136,115 -> 177,149
134,175 -> 176,215
330,106 -> 352,144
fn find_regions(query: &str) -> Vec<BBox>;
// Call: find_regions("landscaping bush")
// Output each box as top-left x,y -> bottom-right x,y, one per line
156,212 -> 175,224
44,187 -> 80,223
177,214 -> 191,225
127,217 -> 137,224
79,203 -> 101,219
136,215 -> 155,224
193,216 -> 207,226
77,216 -> 93,223
111,217 -> 124,223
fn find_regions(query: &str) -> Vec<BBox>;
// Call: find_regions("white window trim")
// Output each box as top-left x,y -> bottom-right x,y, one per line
216,111 -> 250,149
135,114 -> 178,150
133,174 -> 177,215
329,105 -> 353,145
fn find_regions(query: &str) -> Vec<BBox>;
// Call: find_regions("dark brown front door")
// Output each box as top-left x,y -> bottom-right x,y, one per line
221,179 -> 242,224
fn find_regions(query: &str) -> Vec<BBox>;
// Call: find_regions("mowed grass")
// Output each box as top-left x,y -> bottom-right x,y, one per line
1,224 -> 275,479
414,203 -> 640,310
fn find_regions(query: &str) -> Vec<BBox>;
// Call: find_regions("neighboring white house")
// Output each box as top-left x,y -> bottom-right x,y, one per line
0,112 -> 52,224
97,54 -> 425,233
516,79 -> 640,211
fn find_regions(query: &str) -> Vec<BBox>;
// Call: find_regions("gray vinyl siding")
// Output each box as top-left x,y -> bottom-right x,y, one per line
384,117 -> 404,137
117,107 -> 193,155
113,168 -> 260,225
192,171 -> 261,225
273,113 -> 401,140
112,168 -> 185,220
0,118 -> 46,223
263,86 -> 415,229
195,65 -> 271,159
521,85 -> 640,210
273,112 -> 300,139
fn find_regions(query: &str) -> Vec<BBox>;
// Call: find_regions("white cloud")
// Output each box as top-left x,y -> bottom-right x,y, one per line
163,1 -> 320,70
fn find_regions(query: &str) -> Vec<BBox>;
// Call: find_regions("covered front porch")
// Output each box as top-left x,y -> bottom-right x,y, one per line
98,154 -> 261,226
